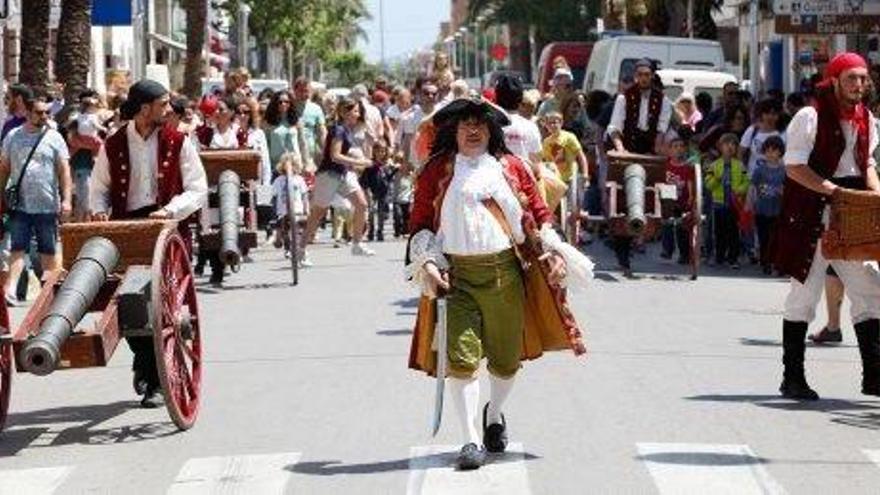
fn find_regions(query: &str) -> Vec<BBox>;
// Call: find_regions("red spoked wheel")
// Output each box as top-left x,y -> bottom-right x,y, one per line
0,291 -> 11,434
152,227 -> 202,430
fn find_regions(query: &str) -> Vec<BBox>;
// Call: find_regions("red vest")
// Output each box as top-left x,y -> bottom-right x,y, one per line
773,88 -> 871,282
103,123 -> 186,219
623,85 -> 663,154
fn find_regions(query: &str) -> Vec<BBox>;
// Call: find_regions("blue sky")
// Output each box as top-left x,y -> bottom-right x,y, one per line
357,0 -> 448,63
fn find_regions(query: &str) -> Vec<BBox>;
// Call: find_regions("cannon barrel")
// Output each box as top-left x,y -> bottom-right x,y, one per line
218,169 -> 241,268
21,237 -> 119,376
623,163 -> 647,235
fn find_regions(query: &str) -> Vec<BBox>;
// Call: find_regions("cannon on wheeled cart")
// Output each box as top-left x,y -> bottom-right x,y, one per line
601,151 -> 704,279
0,220 -> 202,433
197,149 -> 261,275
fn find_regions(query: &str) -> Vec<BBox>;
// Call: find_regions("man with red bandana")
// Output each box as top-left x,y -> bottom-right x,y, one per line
774,53 -> 880,401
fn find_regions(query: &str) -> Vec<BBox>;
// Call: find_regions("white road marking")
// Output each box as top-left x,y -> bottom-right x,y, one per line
637,443 -> 785,495
406,443 -> 532,495
166,452 -> 302,495
0,466 -> 73,495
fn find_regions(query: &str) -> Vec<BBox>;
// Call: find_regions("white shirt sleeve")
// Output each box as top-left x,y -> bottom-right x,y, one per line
657,97 -> 673,134
783,107 -> 818,167
869,112 -> 879,169
739,125 -> 755,149
606,94 -> 627,137
164,136 -> 208,220
527,120 -> 543,156
255,130 -> 272,185
88,145 -> 112,215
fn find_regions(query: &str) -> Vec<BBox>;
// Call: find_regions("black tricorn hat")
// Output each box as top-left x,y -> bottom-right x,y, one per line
429,96 -> 511,128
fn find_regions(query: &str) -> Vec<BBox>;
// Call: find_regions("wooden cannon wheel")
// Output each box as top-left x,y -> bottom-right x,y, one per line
151,227 -> 203,430
286,171 -> 300,286
0,297 -> 11,433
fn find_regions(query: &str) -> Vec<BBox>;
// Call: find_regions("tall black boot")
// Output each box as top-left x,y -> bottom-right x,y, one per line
780,320 -> 820,400
854,319 -> 880,396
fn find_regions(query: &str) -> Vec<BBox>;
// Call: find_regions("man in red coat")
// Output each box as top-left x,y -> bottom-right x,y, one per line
773,53 -> 880,401
407,98 -> 592,470
89,79 -> 208,407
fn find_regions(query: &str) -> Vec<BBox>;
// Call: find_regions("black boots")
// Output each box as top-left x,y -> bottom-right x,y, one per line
780,320 -> 820,400
855,319 -> 880,396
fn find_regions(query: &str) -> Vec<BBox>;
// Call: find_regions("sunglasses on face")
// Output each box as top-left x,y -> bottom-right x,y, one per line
237,108 -> 250,115
32,109 -> 49,115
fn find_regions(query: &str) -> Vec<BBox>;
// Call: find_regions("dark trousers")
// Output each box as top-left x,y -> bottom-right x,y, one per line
393,202 -> 411,237
755,214 -> 778,269
713,206 -> 740,264
661,220 -> 690,261
124,205 -> 162,392
613,235 -> 632,269
368,195 -> 389,240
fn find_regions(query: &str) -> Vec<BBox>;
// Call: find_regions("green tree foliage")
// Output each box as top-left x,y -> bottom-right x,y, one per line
328,51 -> 379,87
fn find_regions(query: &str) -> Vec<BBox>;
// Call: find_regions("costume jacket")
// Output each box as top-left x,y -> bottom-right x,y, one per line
195,124 -> 248,150
103,123 -> 186,220
407,152 -> 587,376
773,87 -> 871,282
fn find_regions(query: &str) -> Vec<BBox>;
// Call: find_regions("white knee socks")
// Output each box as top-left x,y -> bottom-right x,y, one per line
487,374 -> 515,425
449,377 -> 481,445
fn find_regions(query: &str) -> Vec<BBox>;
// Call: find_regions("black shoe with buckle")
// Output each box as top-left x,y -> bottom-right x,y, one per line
456,443 -> 486,471
132,370 -> 148,396
482,403 -> 508,453
808,327 -> 843,344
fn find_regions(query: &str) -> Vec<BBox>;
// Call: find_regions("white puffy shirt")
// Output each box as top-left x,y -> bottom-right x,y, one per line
438,153 -> 525,256
784,106 -> 879,177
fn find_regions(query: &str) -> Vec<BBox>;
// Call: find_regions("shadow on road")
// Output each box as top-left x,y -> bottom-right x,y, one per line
196,281 -> 294,294
0,401 -> 178,456
288,451 -> 540,476
686,394 -> 880,430
377,329 -> 413,337
739,337 -> 858,349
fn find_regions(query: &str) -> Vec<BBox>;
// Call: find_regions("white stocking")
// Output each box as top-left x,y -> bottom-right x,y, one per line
487,374 -> 515,425
449,376 -> 481,445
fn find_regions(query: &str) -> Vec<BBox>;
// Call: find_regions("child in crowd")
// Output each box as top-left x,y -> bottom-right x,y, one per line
391,157 -> 414,238
77,93 -> 108,143
271,153 -> 311,266
362,142 -> 393,242
748,136 -> 786,274
706,133 -> 750,269
541,110 -> 587,185
661,131 -> 695,264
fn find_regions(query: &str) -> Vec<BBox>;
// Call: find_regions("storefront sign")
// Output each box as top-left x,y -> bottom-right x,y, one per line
776,14 -> 880,34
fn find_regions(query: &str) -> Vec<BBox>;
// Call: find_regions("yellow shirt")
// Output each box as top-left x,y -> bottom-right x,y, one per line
542,130 -> 582,182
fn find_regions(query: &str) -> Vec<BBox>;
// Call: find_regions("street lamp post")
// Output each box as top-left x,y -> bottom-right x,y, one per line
473,21 -> 481,84
459,26 -> 469,79
454,31 -> 462,76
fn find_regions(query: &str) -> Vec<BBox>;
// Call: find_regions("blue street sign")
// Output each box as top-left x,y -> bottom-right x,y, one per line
92,0 -> 132,26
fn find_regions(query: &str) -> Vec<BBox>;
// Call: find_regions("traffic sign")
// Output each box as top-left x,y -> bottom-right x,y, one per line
776,14 -> 880,34
490,43 -> 508,62
774,0 -> 880,15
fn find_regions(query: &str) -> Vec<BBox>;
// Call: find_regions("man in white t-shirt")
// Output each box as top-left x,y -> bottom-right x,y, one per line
494,74 -> 542,174
352,84 -> 385,158
394,89 -> 423,164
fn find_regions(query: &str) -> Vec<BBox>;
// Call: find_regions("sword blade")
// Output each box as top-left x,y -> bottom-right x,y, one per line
431,297 -> 447,437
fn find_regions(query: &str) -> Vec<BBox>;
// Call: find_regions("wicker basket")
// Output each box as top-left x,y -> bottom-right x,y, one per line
822,188 -> 880,261
60,220 -> 172,272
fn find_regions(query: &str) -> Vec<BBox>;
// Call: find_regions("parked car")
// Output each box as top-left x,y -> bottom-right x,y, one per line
657,69 -> 738,102
583,36 -> 725,95
201,78 -> 290,97
536,42 -> 593,94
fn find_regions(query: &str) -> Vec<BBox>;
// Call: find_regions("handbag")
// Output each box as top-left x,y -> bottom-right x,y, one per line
5,128 -> 47,212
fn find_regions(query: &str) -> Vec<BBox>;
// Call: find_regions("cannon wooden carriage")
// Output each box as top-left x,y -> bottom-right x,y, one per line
0,220 -> 202,433
597,151 -> 704,279
198,149 -> 262,274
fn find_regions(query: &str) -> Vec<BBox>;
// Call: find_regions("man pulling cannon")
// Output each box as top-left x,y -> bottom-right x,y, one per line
605,58 -> 672,277
89,79 -> 208,408
773,53 -> 880,401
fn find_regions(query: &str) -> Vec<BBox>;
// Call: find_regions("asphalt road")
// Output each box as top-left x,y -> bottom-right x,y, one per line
2,235 -> 880,494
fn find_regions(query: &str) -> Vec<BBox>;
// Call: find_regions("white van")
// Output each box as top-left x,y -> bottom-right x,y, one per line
657,69 -> 738,102
583,36 -> 726,95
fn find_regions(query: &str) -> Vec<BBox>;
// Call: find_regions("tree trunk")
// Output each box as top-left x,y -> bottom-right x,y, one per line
20,0 -> 52,95
55,0 -> 92,122
603,0 -> 626,31
182,0 -> 207,99
507,22 -> 531,81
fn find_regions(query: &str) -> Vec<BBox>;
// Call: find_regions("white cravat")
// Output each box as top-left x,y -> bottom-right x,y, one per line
438,153 -> 525,256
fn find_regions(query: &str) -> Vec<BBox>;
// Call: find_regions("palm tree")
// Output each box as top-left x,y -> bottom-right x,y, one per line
182,0 -> 207,99
20,0 -> 51,95
55,0 -> 93,120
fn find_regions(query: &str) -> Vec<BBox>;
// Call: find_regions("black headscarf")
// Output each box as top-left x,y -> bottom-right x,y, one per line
120,79 -> 168,120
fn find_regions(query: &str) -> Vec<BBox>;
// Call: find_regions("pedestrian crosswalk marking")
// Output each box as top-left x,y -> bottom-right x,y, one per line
166,452 -> 301,495
637,443 -> 785,495
406,443 -> 532,495
0,466 -> 73,495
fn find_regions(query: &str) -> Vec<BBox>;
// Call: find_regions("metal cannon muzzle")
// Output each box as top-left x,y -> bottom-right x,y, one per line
21,237 -> 119,376
623,163 -> 647,235
218,169 -> 242,269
